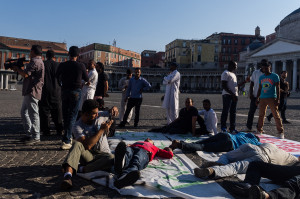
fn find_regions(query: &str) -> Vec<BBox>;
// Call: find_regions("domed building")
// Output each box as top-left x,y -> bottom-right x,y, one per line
245,8 -> 300,91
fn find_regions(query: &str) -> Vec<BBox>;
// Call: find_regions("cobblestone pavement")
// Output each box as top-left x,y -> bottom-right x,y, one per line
1,88 -> 300,199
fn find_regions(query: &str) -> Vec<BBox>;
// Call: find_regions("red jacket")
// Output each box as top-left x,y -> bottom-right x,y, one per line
130,141 -> 173,161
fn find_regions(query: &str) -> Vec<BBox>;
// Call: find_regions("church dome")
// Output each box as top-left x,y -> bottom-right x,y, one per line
276,7 -> 300,41
247,39 -> 264,51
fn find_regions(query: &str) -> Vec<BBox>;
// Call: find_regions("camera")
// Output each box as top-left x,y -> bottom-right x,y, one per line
4,57 -> 28,70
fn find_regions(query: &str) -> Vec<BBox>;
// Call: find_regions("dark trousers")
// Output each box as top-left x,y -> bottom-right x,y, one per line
39,100 -> 63,134
221,94 -> 237,131
61,89 -> 81,144
122,98 -> 142,125
181,132 -> 233,152
268,97 -> 287,121
122,147 -> 149,176
245,161 -> 300,199
246,97 -> 258,130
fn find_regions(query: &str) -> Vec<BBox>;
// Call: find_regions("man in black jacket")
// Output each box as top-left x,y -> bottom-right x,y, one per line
39,50 -> 63,136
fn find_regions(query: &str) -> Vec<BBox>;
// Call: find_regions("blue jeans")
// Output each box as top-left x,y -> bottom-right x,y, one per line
246,97 -> 258,130
221,94 -> 237,131
122,147 -> 149,176
61,89 -> 81,144
21,95 -> 40,140
181,132 -> 233,152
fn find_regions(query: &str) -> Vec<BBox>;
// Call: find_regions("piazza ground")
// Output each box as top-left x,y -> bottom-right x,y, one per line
1,88 -> 300,198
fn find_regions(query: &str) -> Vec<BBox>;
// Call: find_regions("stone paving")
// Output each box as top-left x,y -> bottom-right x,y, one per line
1,87 -> 300,199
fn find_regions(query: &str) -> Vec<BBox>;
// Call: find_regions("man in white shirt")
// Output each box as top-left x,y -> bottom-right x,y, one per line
246,62 -> 264,131
221,61 -> 249,133
118,69 -> 133,124
162,62 -> 181,124
198,99 -> 218,135
79,60 -> 98,111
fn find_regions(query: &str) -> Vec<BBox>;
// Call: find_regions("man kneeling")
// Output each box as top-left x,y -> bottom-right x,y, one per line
61,99 -> 118,190
114,138 -> 174,189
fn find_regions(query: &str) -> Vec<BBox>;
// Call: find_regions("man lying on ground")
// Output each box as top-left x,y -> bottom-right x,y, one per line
223,161 -> 300,199
193,143 -> 298,179
61,99 -> 118,190
114,138 -> 174,189
169,131 -> 261,153
150,98 -> 210,136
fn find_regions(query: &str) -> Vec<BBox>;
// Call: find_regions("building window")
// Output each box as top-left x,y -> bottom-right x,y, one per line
215,46 -> 218,53
223,39 -> 226,45
214,56 -> 218,62
228,47 -> 231,53
241,39 -> 245,45
222,47 -> 226,53
234,39 -> 238,45
222,56 -> 226,61
234,48 -> 237,53
197,55 -> 201,62
228,39 -> 231,45
197,45 -> 202,52
183,41 -> 186,47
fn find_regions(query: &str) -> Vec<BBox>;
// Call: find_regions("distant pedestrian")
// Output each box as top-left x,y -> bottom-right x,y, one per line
39,50 -> 63,136
56,46 -> 89,150
221,61 -> 249,133
79,59 -> 98,111
118,68 -> 151,128
118,69 -> 133,124
94,62 -> 109,99
256,61 -> 284,138
162,62 -> 181,124
12,45 -> 44,145
267,70 -> 291,124
246,61 -> 264,131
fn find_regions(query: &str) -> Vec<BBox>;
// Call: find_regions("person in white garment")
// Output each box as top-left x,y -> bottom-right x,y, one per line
79,60 -> 98,111
118,69 -> 133,124
198,99 -> 218,135
162,62 -> 181,124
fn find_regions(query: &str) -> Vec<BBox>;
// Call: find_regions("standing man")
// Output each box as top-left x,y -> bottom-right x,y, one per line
246,61 -> 264,131
39,50 -> 63,136
256,61 -> 284,138
118,68 -> 151,128
56,46 -> 89,150
267,71 -> 290,124
221,61 -> 249,133
13,45 -> 44,145
118,69 -> 133,124
94,62 -> 109,99
162,62 -> 181,124
79,59 -> 98,111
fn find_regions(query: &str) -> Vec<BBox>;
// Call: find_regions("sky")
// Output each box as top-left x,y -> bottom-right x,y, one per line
1,0 -> 300,53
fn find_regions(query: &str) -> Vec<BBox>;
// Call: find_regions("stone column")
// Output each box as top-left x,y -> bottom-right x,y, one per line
5,74 -> 9,90
293,59 -> 297,91
0,74 -> 3,90
272,60 -> 276,73
282,60 -> 287,71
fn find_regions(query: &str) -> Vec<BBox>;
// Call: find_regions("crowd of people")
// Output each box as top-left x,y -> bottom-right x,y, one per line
13,44 -> 297,198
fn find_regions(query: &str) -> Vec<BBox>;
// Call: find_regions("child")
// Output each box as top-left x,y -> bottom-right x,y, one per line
114,138 -> 173,189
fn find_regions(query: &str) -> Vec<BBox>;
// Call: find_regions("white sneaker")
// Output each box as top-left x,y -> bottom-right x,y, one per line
61,142 -> 72,150
278,133 -> 285,139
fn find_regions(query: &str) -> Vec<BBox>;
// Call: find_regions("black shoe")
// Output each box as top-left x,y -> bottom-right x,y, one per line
118,122 -> 125,128
249,185 -> 267,199
24,138 -> 40,145
267,116 -> 272,123
43,131 -> 51,136
61,175 -> 72,190
20,136 -> 31,142
134,123 -> 138,127
223,181 -> 251,197
114,142 -> 127,175
114,170 -> 140,189
283,120 -> 291,124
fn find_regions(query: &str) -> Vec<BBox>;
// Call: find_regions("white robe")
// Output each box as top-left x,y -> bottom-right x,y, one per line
162,70 -> 180,124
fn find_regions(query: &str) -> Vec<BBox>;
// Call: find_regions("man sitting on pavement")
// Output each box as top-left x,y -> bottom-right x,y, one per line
193,143 -> 298,179
169,131 -> 261,153
113,138 -> 174,189
224,161 -> 300,199
150,98 -> 208,136
198,99 -> 218,136
61,99 -> 118,190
